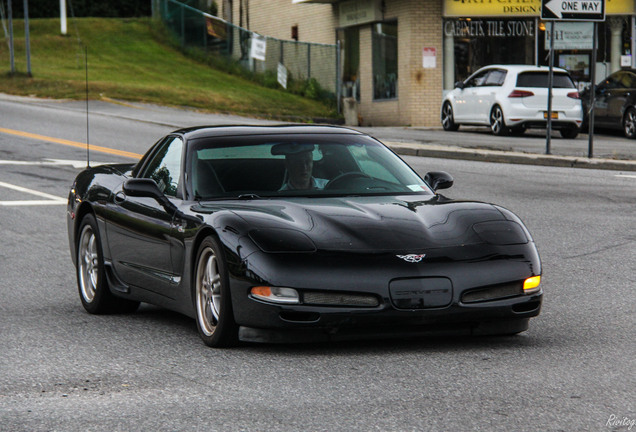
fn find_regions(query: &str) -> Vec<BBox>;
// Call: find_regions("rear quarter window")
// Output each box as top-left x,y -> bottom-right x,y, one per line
516,72 -> 575,89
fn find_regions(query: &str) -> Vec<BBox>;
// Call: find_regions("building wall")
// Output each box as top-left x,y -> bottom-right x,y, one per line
357,0 -> 443,126
219,0 -> 338,45
218,0 -> 444,127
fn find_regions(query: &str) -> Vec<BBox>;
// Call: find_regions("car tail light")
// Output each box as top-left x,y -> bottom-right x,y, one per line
508,89 -> 534,98
567,91 -> 580,99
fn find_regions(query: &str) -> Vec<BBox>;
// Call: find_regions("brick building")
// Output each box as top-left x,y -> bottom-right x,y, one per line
217,0 -> 636,127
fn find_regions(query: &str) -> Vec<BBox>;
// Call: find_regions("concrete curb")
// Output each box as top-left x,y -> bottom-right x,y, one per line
386,141 -> 636,172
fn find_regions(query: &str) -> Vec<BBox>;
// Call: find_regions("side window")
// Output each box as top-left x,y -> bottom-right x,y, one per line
466,70 -> 489,88
140,136 -> 184,197
484,70 -> 506,86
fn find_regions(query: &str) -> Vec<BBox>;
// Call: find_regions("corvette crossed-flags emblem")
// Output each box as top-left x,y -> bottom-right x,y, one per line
396,254 -> 426,263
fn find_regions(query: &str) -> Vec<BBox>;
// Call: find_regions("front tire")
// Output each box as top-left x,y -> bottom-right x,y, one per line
76,213 -> 139,314
490,105 -> 508,136
194,236 -> 238,347
623,107 -> 636,138
441,102 -> 459,131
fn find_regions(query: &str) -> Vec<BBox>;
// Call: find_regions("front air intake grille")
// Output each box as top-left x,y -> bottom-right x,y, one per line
302,291 -> 380,307
462,282 -> 523,304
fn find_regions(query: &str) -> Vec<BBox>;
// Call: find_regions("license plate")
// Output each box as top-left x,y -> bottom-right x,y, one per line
543,112 -> 558,119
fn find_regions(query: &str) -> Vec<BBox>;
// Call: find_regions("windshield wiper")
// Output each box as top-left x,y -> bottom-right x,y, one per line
237,194 -> 262,200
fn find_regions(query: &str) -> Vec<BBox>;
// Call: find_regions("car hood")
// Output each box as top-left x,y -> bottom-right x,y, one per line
197,196 -> 522,253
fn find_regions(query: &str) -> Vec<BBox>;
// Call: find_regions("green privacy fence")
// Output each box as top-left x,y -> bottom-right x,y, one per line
152,0 -> 340,99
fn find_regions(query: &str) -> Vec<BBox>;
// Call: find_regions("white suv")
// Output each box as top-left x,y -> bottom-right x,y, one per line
441,65 -> 583,138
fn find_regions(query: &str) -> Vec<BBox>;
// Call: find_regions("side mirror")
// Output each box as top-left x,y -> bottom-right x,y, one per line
123,178 -> 164,199
455,81 -> 465,90
425,171 -> 454,191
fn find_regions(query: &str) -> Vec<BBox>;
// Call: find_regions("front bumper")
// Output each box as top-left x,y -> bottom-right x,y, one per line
237,292 -> 542,343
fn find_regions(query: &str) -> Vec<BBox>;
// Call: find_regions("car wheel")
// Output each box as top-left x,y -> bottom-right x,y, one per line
194,236 -> 238,347
623,107 -> 636,138
441,102 -> 459,131
490,105 -> 508,136
560,126 -> 579,139
76,213 -> 139,314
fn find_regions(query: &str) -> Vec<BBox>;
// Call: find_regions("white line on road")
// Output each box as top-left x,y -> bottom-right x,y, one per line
615,174 -> 636,179
0,181 -> 67,206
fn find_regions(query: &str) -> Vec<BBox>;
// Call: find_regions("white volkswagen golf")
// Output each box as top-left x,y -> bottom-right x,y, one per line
441,65 -> 583,138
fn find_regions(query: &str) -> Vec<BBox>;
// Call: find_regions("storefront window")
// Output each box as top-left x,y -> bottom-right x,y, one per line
445,19 -> 535,83
373,21 -> 398,100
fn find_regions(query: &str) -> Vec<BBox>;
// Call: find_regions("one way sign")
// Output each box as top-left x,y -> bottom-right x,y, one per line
541,0 -> 605,21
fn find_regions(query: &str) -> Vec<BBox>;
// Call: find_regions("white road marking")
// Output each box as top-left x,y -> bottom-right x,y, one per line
0,181 -> 67,206
0,159 -> 115,168
615,174 -> 636,179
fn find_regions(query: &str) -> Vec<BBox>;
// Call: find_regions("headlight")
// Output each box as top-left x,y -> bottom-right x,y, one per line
249,228 -> 316,253
473,221 -> 528,245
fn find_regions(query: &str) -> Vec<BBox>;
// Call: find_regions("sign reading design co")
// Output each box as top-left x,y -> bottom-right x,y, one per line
444,19 -> 535,37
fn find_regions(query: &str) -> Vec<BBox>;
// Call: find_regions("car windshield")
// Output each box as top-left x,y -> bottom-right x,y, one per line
516,71 -> 575,89
187,133 -> 433,199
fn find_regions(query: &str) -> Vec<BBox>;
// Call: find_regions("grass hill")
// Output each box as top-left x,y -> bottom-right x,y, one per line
0,17 -> 339,120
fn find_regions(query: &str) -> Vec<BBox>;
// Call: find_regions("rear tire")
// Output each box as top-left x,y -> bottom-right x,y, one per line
490,106 -> 508,136
194,236 -> 238,347
560,126 -> 579,139
76,213 -> 139,314
623,107 -> 636,138
441,102 -> 459,131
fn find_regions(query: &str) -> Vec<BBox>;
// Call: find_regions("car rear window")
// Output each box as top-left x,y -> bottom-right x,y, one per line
516,72 -> 575,89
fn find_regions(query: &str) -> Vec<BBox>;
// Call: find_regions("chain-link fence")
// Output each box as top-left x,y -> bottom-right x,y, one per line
152,0 -> 339,99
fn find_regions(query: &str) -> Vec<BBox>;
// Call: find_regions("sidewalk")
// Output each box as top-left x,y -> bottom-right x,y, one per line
358,126 -> 636,172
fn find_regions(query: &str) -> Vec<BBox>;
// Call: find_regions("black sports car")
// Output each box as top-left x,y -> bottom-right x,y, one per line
580,68 -> 636,138
67,125 -> 542,347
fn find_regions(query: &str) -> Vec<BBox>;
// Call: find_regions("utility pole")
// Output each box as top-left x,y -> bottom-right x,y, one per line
24,0 -> 32,76
8,0 -> 15,74
60,0 -> 67,35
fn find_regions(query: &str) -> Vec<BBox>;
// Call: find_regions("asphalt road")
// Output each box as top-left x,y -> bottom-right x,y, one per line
0,96 -> 634,431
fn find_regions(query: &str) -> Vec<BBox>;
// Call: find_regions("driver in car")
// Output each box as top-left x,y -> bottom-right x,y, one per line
272,143 -> 328,190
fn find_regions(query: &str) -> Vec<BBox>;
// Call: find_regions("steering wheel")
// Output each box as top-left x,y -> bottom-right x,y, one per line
325,172 -> 371,190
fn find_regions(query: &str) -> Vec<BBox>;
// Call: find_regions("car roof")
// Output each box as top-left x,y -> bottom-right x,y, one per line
478,64 -> 569,74
172,124 -> 365,140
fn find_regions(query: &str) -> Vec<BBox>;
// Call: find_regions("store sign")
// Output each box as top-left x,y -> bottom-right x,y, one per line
339,0 -> 383,27
544,22 -> 594,49
443,0 -> 542,17
444,20 -> 535,38
423,48 -> 436,69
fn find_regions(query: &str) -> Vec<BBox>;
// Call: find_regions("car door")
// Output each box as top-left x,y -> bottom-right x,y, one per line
475,69 -> 507,123
453,69 -> 491,123
594,72 -> 627,127
105,135 -> 184,299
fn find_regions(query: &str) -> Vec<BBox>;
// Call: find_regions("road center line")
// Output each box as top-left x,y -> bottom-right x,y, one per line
0,127 -> 142,159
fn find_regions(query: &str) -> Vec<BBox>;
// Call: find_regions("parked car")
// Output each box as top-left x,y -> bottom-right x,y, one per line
441,65 -> 583,138
580,68 -> 636,138
67,125 -> 543,347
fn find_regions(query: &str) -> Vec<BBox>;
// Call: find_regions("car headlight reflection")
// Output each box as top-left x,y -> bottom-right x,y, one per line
251,286 -> 300,304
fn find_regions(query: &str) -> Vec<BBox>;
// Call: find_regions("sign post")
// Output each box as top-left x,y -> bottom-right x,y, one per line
541,0 -> 605,156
